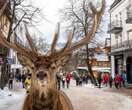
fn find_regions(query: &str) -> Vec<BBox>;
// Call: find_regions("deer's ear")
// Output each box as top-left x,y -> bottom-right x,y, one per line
17,53 -> 34,69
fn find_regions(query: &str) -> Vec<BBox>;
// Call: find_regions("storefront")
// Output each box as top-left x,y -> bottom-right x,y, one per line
114,54 -> 123,75
126,57 -> 132,83
0,55 -> 3,77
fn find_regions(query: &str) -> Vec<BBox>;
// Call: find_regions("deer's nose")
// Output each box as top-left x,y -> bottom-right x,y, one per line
37,71 -> 47,80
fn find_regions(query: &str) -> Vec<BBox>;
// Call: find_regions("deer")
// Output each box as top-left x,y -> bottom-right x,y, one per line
0,0 -> 105,110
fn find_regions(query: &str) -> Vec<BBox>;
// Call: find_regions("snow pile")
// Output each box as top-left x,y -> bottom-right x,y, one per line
0,87 -> 25,109
84,84 -> 95,88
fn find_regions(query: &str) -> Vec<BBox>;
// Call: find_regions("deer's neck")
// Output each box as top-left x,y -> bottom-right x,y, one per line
29,88 -> 62,110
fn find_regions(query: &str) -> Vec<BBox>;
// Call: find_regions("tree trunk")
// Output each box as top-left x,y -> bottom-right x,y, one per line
0,48 -> 10,89
85,44 -> 97,86
0,1 -> 16,89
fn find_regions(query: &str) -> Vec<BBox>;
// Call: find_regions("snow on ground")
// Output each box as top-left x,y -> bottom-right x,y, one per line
0,80 -> 132,110
0,87 -> 25,110
64,81 -> 132,110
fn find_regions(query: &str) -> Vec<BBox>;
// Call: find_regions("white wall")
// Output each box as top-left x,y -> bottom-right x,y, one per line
110,0 -> 132,46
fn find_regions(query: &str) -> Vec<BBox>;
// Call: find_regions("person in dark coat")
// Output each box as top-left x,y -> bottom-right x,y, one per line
8,71 -> 14,89
22,74 -> 26,88
56,74 -> 61,90
97,72 -> 102,88
109,75 -> 113,88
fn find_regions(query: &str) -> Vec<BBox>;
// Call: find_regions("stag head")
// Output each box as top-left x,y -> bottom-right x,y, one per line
0,0 -> 105,96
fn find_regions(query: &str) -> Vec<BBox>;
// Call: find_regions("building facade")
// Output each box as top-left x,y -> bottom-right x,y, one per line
0,0 -> 11,78
0,1 -> 24,88
109,0 -> 132,83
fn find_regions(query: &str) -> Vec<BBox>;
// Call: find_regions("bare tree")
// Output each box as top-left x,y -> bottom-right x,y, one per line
60,0 -> 105,85
0,0 -> 105,109
0,0 -> 43,89
32,36 -> 50,54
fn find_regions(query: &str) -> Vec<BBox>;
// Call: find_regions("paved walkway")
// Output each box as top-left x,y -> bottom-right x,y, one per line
1,80 -> 132,110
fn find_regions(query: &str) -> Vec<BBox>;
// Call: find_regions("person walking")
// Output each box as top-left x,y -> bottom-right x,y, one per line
24,75 -> 31,93
56,73 -> 61,90
8,71 -> 14,89
22,74 -> 26,88
66,73 -> 71,88
97,72 -> 102,88
114,74 -> 121,89
109,75 -> 113,88
62,74 -> 66,88
121,70 -> 127,87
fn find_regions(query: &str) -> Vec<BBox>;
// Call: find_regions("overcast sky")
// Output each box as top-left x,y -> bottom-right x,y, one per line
28,0 -> 114,43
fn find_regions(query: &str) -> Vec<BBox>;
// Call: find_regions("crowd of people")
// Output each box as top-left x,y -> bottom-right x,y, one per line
97,70 -> 127,89
8,69 -> 31,92
8,68 -> 128,92
56,71 -> 72,90
74,73 -> 90,86
72,70 -> 128,89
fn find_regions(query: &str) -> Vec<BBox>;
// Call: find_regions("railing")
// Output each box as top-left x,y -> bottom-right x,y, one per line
111,40 -> 132,50
108,20 -> 122,33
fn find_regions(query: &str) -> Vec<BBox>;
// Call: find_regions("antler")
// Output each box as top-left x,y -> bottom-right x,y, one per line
51,0 -> 105,60
0,1 -> 38,63
25,25 -> 38,57
0,0 -> 9,17
0,0 -> 105,68
0,30 -> 38,60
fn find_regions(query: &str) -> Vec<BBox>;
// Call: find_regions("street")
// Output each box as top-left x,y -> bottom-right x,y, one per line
1,80 -> 132,110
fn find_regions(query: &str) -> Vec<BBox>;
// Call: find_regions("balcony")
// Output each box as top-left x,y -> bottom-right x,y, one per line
126,8 -> 132,24
111,40 -> 132,53
108,21 -> 123,34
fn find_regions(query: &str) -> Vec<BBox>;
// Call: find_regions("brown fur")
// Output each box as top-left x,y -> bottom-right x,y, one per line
22,89 -> 73,110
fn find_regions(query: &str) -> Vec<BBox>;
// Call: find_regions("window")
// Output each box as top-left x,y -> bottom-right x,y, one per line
119,12 -> 122,26
115,34 -> 118,48
119,33 -> 122,47
115,14 -> 118,25
127,30 -> 132,45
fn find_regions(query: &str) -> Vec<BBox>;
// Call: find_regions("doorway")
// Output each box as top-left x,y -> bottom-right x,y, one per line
126,57 -> 132,83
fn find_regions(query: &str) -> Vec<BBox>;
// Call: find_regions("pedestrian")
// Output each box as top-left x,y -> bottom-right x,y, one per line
22,74 -> 26,88
24,75 -> 31,93
114,74 -> 121,89
74,72 -> 79,86
62,74 -> 65,88
76,76 -> 80,86
85,74 -> 89,84
8,71 -> 14,89
121,70 -> 127,87
79,76 -> 83,86
56,73 -> 61,90
109,75 -> 113,88
97,72 -> 102,88
66,73 -> 71,88
102,73 -> 109,87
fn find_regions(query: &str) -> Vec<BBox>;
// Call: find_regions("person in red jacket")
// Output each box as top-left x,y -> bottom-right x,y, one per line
102,73 -> 109,87
114,74 -> 121,89
66,72 -> 71,88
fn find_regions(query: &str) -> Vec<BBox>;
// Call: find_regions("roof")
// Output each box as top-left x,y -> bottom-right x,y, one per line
110,0 -> 122,10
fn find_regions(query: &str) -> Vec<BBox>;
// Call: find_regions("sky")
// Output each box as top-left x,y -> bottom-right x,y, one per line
28,0 -> 114,44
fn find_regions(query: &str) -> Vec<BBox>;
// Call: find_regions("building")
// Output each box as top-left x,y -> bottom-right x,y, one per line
108,0 -> 132,83
72,45 -> 111,76
0,0 -> 11,76
0,1 -> 24,88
